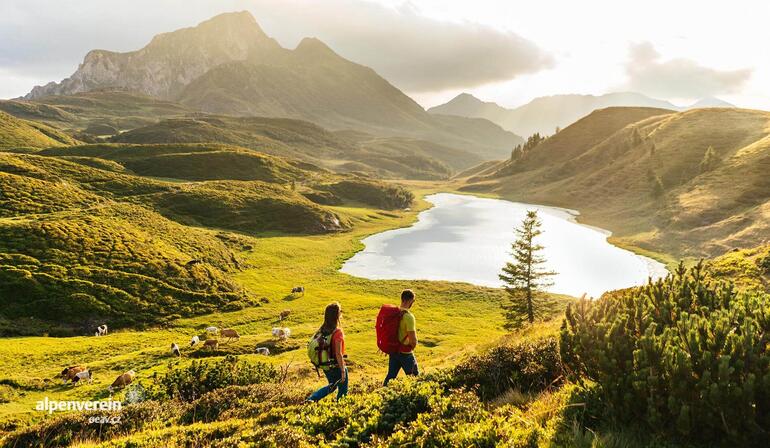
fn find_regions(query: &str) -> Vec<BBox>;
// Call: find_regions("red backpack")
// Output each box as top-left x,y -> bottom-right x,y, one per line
376,304 -> 410,354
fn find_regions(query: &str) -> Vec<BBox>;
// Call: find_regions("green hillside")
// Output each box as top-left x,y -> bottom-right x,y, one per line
0,111 -> 78,149
109,116 -> 479,179
0,91 -> 191,134
0,203 -> 251,336
42,143 -> 321,183
462,107 -> 770,258
0,146 -> 420,336
706,244 -> 770,291
142,181 -> 347,234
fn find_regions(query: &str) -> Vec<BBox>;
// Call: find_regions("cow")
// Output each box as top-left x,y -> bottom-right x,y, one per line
291,286 -> 304,296
72,370 -> 92,385
255,347 -> 270,356
205,326 -> 219,334
171,343 -> 181,357
279,310 -> 291,321
60,366 -> 87,384
108,370 -> 135,392
203,339 -> 218,350
271,327 -> 291,340
220,328 -> 240,343
190,335 -> 200,347
94,324 -> 108,336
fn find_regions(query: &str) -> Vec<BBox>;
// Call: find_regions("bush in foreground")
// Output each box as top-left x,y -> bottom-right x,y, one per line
446,337 -> 563,400
152,355 -> 279,402
560,263 -> 770,444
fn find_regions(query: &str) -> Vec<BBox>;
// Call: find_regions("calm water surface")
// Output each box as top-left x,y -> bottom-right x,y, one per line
341,193 -> 668,297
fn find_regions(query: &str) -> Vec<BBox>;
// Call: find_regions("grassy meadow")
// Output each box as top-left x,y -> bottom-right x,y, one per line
0,189 -> 572,430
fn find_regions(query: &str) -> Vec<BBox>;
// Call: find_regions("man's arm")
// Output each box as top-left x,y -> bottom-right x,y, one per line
405,330 -> 417,349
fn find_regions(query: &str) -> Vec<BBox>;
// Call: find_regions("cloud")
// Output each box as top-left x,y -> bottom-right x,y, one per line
0,0 -> 553,98
625,42 -> 751,98
256,0 -> 554,92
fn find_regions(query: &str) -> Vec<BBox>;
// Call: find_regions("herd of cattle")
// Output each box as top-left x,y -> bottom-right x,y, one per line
65,288 -> 304,394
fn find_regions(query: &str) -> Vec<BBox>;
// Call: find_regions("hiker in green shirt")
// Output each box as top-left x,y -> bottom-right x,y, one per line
384,289 -> 419,385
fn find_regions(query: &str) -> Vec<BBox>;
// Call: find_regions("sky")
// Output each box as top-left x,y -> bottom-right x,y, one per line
1,0 -> 768,110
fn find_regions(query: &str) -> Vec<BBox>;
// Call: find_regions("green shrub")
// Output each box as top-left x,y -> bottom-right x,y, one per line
284,378 -> 440,446
369,390 -> 543,448
181,383 -> 305,424
759,255 -> 770,275
319,179 -> 413,209
446,337 -> 563,400
152,356 -> 279,402
1,401 -> 173,448
560,263 -> 770,444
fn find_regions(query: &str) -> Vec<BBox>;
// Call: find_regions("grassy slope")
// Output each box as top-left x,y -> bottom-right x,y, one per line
461,107 -> 770,258
110,116 -> 483,180
0,190 -> 571,428
0,150 -> 363,337
41,143 -> 322,183
0,91 -> 192,132
0,111 -> 78,149
706,244 -> 770,291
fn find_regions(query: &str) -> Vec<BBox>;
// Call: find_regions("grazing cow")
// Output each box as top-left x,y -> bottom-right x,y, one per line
72,370 -> 92,385
271,327 -> 291,340
291,286 -> 304,296
60,366 -> 87,384
96,324 -> 108,336
205,326 -> 219,334
108,370 -> 135,392
190,335 -> 200,347
279,310 -> 291,321
220,328 -> 240,343
170,343 -> 181,357
203,339 -> 218,350
255,347 -> 270,356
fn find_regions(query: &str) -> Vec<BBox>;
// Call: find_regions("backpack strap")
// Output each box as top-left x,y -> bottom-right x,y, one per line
398,310 -> 409,345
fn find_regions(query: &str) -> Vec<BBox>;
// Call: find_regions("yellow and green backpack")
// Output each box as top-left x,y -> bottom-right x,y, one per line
307,329 -> 339,371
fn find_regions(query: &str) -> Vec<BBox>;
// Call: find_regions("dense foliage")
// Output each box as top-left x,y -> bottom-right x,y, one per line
3,341 -> 574,448
560,263 -> 770,444
319,179 -> 414,210
151,356 -> 279,402
447,337 -> 563,400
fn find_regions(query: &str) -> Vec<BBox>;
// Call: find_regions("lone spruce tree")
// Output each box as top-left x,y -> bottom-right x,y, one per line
499,210 -> 556,328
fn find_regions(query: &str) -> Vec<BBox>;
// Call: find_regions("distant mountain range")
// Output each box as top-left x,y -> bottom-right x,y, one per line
429,92 -> 735,137
23,11 -> 522,162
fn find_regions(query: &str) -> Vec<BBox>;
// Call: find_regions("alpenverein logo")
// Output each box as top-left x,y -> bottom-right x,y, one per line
35,397 -> 122,415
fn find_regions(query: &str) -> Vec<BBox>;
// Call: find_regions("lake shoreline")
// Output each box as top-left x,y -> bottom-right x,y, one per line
341,192 -> 668,297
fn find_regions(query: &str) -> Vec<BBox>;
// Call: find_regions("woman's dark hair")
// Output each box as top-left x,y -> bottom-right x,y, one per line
321,302 -> 341,334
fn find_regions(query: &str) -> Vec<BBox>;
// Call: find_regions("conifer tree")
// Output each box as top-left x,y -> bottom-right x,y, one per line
699,146 -> 719,173
499,210 -> 556,328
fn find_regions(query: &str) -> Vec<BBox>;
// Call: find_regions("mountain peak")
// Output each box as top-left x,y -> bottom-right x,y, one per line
149,11 -> 269,46
688,97 -> 735,109
24,11 -> 279,100
451,93 -> 485,105
294,37 -> 338,57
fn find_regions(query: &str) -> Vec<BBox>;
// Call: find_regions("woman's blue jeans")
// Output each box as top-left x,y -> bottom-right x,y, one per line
308,366 -> 348,401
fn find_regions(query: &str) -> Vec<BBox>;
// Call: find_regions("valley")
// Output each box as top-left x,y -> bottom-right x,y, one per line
0,9 -> 768,448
